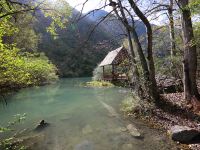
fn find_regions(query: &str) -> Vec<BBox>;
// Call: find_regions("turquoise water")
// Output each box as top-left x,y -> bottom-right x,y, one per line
0,78 -> 176,150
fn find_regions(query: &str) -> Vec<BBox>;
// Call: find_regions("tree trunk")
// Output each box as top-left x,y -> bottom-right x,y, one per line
116,0 -> 149,96
126,29 -> 140,80
128,0 -> 159,101
130,21 -> 150,80
178,0 -> 200,101
117,1 -> 149,79
168,0 -> 176,56
126,28 -> 141,91
108,0 -> 140,86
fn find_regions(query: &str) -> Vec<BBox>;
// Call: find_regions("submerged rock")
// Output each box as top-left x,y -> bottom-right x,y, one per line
109,127 -> 127,134
82,125 -> 93,135
74,140 -> 94,150
121,143 -> 133,150
34,120 -> 50,132
126,124 -> 141,137
115,127 -> 127,133
168,125 -> 200,143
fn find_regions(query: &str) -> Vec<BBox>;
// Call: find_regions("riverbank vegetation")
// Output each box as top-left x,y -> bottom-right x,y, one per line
0,0 -> 70,93
0,114 -> 26,150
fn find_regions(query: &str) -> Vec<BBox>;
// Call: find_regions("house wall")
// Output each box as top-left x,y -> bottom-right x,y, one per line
113,48 -> 129,65
197,48 -> 200,79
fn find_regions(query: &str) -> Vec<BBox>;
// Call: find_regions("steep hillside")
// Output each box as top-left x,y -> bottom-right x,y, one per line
35,9 -> 146,77
88,10 -> 146,40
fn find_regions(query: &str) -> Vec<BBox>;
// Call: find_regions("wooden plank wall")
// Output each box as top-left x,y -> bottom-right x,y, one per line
197,48 -> 200,79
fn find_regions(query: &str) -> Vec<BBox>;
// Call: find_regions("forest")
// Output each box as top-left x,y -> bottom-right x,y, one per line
0,0 -> 200,150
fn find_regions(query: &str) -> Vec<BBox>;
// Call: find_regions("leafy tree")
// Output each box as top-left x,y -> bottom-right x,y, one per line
0,20 -> 58,92
0,0 -> 70,92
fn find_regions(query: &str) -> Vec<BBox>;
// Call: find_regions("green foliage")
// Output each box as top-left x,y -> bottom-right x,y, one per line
0,0 -> 69,92
85,81 -> 114,87
0,47 -> 58,91
120,95 -> 141,116
12,14 -> 40,52
189,0 -> 200,15
0,0 -> 71,36
0,127 -> 11,133
0,114 -> 27,150
42,0 -> 71,36
194,22 -> 200,49
155,56 -> 183,78
24,53 -> 58,84
0,15 -> 58,92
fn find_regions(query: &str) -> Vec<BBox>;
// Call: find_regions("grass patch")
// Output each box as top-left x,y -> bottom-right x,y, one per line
120,95 -> 140,116
84,81 -> 114,87
121,94 -> 155,117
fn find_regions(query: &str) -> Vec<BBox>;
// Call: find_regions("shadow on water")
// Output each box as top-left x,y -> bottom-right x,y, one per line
0,94 -> 7,106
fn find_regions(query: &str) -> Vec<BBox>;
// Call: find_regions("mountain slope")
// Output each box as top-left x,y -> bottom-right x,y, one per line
35,9 -> 146,77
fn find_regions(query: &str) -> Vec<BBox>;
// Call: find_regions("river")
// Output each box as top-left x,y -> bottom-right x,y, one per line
0,78 -> 177,150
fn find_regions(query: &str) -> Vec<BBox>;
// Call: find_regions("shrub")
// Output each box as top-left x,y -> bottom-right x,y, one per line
121,95 -> 141,116
121,94 -> 155,117
85,81 -> 114,87
0,46 -> 58,92
0,17 -> 58,92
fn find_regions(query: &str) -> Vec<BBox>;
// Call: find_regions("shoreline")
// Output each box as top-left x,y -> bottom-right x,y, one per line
129,93 -> 200,150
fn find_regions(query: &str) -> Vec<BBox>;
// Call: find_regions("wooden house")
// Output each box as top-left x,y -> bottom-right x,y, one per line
99,46 -> 130,81
197,49 -> 200,79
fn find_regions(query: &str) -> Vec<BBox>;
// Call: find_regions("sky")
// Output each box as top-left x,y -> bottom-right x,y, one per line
66,0 -> 111,13
65,0 -> 167,25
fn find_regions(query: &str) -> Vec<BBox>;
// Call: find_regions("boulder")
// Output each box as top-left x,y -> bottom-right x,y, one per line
126,124 -> 141,137
168,125 -> 200,143
34,120 -> 50,132
156,75 -> 183,93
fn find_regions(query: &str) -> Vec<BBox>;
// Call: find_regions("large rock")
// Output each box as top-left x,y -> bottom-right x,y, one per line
156,75 -> 183,93
34,120 -> 50,132
126,124 -> 141,137
168,125 -> 200,143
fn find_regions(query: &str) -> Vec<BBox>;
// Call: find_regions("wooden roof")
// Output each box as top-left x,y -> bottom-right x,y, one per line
99,47 -> 127,67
